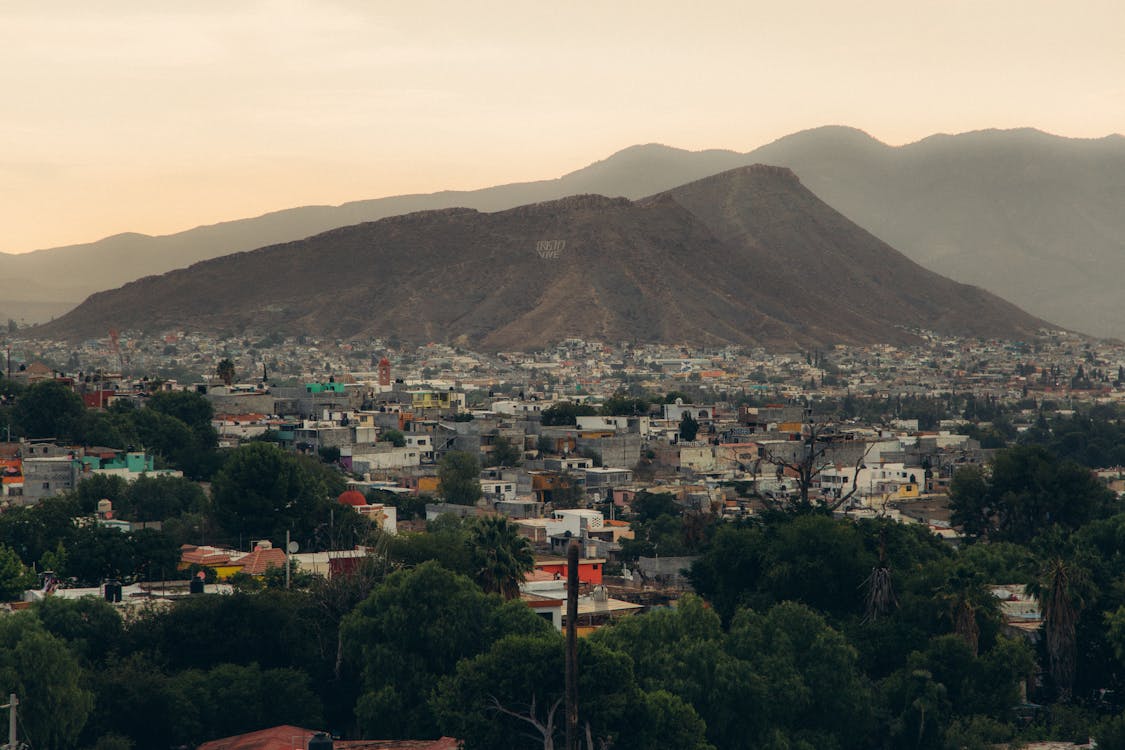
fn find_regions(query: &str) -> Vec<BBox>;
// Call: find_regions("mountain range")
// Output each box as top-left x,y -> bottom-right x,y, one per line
34,165 -> 1047,349
5,127 -> 1125,339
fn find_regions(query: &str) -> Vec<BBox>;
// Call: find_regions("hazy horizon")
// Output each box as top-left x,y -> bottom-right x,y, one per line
4,0 -> 1123,253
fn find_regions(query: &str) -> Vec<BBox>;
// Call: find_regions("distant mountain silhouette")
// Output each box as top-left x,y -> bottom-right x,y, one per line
0,143 -> 749,325
748,126 -> 1125,339
8,126 -> 1123,337
34,166 -> 1048,349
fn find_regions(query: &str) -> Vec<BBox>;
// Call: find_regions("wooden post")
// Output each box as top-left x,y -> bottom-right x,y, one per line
565,539 -> 579,750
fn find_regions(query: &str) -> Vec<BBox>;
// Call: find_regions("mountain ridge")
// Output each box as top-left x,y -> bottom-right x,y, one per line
34,165 -> 1050,350
6,126 -> 1123,337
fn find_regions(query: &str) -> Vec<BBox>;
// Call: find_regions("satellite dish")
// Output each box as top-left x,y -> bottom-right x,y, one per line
287,541 -> 300,554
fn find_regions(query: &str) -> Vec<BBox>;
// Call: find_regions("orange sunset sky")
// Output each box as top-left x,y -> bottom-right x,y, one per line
3,0 -> 1122,254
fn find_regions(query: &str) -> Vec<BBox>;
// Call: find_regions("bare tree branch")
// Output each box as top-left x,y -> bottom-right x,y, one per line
488,694 -> 564,750
827,439 -> 877,511
757,420 -> 876,512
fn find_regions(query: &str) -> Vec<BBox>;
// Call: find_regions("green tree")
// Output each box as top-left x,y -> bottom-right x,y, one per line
126,590 -> 323,677
438,450 -> 482,505
932,561 -> 1003,656
173,663 -> 324,745
210,442 -> 341,543
130,407 -> 194,460
63,525 -> 178,584
875,667 -> 950,750
0,544 -> 34,601
82,652 -> 201,749
341,561 -> 551,738
0,614 -> 94,750
630,490 -> 680,523
33,596 -> 124,666
387,526 -> 473,574
145,390 -> 214,436
117,474 -> 207,523
216,358 -> 236,386
690,515 -> 875,623
380,428 -> 406,447
1030,556 -> 1089,701
1098,712 -> 1125,750
433,632 -> 712,750
949,445 -> 1118,543
600,394 -> 653,416
76,473 -> 129,514
369,489 -> 428,521
547,471 -> 585,509
592,596 -> 758,750
13,379 -> 85,440
469,516 -> 534,599
679,411 -> 700,442
540,401 -> 597,426
490,435 -> 522,467
0,375 -> 24,400
727,601 -> 873,749
72,409 -> 137,451
90,733 -> 135,750
0,495 -> 81,568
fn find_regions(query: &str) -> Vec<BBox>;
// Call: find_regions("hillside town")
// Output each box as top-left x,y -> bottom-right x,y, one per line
2,326 -> 1125,750
3,326 -> 1124,515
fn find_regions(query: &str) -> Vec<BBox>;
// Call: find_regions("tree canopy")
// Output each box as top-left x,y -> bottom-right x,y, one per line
210,442 -> 345,544
13,379 -> 85,440
540,401 -> 597,426
0,614 -> 94,750
342,562 -> 551,738
438,450 -> 482,505
950,445 -> 1119,543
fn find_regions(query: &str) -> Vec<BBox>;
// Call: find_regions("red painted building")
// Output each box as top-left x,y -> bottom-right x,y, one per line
534,556 -> 605,585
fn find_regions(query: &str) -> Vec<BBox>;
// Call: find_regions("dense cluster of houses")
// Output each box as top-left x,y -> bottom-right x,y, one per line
5,331 -> 1125,749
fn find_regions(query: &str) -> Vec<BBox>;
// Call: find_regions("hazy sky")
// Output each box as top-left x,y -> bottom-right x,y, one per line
3,0 -> 1122,253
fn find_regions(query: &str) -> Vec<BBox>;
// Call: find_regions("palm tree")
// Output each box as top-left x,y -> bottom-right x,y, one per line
216,358 -> 236,386
862,530 -> 898,623
470,515 -> 535,600
1028,556 -> 1087,702
935,563 -> 998,655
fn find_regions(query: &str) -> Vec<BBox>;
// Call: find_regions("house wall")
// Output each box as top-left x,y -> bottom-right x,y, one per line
22,458 -> 78,504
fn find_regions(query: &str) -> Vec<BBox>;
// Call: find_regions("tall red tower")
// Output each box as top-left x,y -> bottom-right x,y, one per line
377,357 -> 391,387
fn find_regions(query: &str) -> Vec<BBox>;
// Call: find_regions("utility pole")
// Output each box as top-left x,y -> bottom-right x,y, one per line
285,530 -> 291,590
565,540 -> 579,750
2,693 -> 18,750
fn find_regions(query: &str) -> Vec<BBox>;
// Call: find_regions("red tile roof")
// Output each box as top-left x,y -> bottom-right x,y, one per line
180,545 -> 236,567
195,726 -> 459,750
196,725 -> 318,750
235,547 -> 287,575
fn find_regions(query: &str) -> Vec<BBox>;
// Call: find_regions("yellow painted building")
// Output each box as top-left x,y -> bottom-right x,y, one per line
409,390 -> 466,411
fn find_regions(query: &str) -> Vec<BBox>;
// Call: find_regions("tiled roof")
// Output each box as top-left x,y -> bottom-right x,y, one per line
180,545 -> 236,567
235,547 -> 287,575
196,725 -> 317,750
195,726 -> 459,750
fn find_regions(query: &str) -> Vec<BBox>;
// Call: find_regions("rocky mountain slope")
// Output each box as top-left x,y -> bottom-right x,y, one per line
6,127 -> 1121,337
34,166 -> 1048,349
